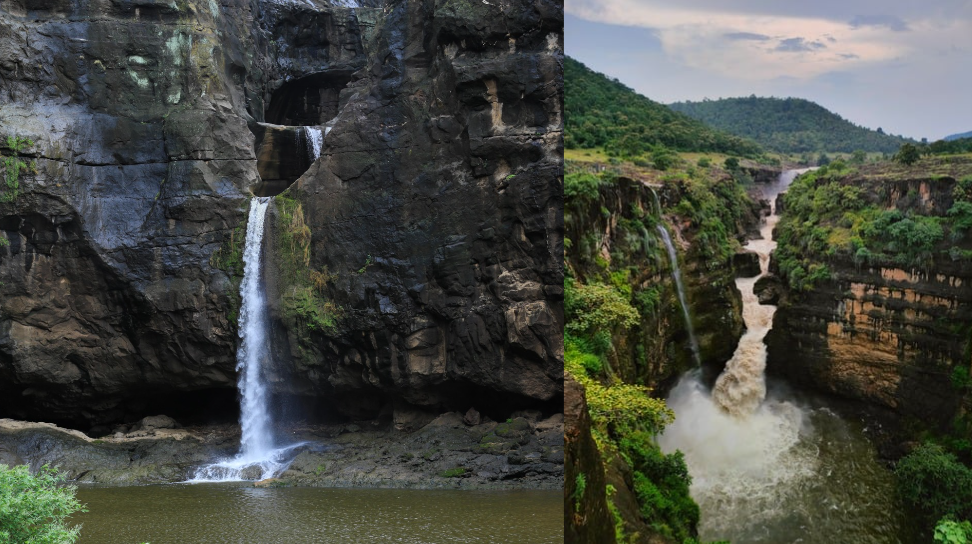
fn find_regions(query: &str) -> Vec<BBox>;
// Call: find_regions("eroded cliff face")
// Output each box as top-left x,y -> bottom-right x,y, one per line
767,166 -> 972,429
564,174 -> 756,388
0,0 -> 563,429
0,0 -> 261,427
263,0 -> 564,421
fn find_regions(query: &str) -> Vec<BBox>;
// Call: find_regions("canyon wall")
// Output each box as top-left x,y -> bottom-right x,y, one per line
767,161 -> 972,431
563,166 -> 763,542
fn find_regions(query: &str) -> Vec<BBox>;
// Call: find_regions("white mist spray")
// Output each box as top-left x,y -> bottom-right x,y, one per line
659,169 -> 818,536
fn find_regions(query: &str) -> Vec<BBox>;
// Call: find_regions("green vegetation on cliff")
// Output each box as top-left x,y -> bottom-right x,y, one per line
668,96 -> 914,153
275,191 -> 341,335
565,57 -> 763,158
565,155 -> 760,542
209,214 -> 248,325
1,135 -> 35,203
0,464 -> 84,544
775,157 -> 972,292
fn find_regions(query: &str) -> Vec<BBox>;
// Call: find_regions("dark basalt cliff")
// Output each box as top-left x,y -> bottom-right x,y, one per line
0,0 -> 563,430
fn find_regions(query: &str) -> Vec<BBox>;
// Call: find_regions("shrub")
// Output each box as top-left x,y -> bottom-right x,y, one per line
585,382 -> 674,435
935,518 -> 972,544
1,136 -> 35,203
895,443 -> 972,522
564,279 -> 640,338
895,143 -> 921,165
565,172 -> 602,202
0,464 -> 84,544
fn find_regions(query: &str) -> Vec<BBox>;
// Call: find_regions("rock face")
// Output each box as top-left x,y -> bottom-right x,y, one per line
732,250 -> 761,278
262,0 -> 564,420
563,176 -> 755,386
767,173 -> 972,427
753,274 -> 784,305
564,376 -> 615,544
0,0 -> 563,429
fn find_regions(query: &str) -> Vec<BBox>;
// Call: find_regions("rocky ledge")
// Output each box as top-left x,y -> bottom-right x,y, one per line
0,413 -> 563,489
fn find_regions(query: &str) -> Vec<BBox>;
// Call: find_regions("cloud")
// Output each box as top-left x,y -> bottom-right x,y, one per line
564,0 -> 972,138
724,31 -> 771,41
562,0 -> 948,79
850,14 -> 909,32
775,37 -> 827,52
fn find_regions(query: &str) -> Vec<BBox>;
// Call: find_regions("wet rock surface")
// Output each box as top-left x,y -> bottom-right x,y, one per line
280,413 -> 563,489
0,415 -> 562,489
754,274 -> 784,305
733,250 -> 761,278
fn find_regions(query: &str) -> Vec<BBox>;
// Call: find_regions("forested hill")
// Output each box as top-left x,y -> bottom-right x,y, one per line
565,57 -> 763,157
946,130 -> 972,141
668,96 -> 915,153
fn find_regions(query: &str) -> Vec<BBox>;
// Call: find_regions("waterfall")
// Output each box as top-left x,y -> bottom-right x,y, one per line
658,169 -> 818,539
305,127 -> 323,161
649,187 -> 662,217
191,197 -> 304,482
712,169 -> 805,416
656,224 -> 701,367
237,197 -> 273,457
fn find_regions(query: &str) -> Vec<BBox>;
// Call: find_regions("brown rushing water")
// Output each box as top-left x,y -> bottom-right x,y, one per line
73,484 -> 562,544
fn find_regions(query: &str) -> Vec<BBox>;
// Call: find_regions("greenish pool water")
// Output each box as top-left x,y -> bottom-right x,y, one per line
73,484 -> 562,544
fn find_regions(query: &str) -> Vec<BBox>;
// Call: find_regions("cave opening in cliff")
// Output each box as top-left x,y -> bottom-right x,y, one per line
251,72 -> 352,197
264,71 -> 354,127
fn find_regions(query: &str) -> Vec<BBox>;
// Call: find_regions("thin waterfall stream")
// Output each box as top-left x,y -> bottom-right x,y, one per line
192,197 -> 304,482
658,169 -> 915,542
656,224 -> 701,367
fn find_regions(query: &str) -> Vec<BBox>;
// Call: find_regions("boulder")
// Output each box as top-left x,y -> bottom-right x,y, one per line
754,275 -> 786,305
133,415 -> 181,431
463,408 -> 481,426
733,250 -> 762,278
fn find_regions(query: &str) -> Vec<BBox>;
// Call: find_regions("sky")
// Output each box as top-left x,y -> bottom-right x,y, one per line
565,1 -> 972,140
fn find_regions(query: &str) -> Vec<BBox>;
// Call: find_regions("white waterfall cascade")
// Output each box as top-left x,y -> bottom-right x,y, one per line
191,197 -> 304,482
305,127 -> 323,161
658,169 -> 819,536
656,224 -> 701,367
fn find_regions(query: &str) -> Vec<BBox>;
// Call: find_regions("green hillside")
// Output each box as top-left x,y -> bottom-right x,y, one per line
668,96 -> 914,153
565,57 -> 763,158
945,131 -> 972,141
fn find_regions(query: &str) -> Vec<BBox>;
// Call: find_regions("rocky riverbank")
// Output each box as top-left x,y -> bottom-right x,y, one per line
0,412 -> 563,489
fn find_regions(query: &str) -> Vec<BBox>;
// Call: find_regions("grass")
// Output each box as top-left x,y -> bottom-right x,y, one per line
565,147 -> 611,163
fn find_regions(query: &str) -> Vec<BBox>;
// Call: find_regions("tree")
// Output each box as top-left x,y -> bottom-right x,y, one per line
0,464 -> 84,544
817,152 -> 831,166
850,149 -> 867,164
724,157 -> 739,171
896,143 -> 921,165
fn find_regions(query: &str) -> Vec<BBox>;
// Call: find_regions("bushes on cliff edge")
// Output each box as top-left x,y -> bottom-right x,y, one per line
0,464 -> 84,544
